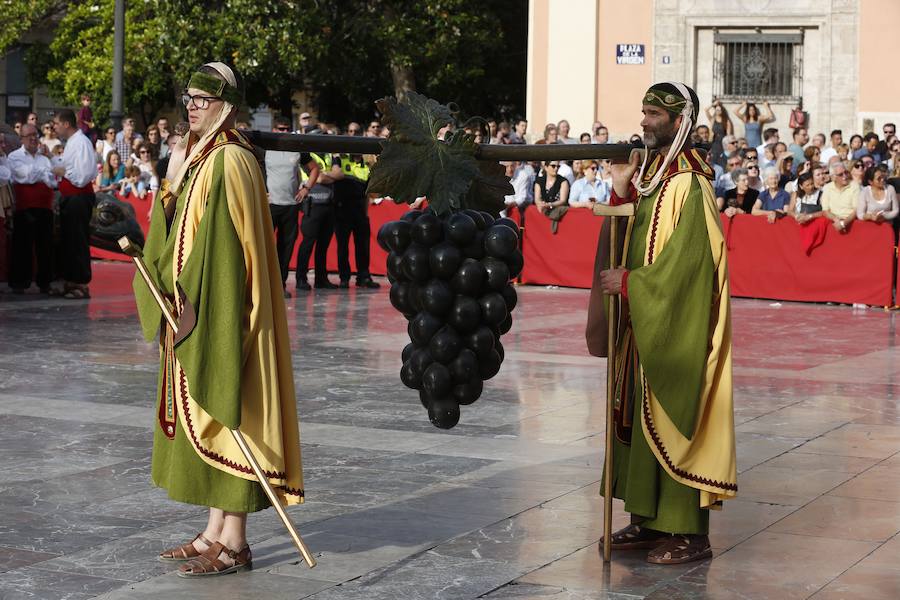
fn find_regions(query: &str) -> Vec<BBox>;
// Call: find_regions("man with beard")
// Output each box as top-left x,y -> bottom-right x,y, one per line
586,82 -> 737,564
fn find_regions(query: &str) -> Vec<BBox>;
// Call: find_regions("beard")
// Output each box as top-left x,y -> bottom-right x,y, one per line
643,125 -> 677,149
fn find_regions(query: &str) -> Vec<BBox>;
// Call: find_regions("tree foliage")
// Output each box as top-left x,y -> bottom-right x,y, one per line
5,0 -> 526,128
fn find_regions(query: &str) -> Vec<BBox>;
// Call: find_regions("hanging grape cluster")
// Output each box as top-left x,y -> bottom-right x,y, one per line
377,209 -> 522,429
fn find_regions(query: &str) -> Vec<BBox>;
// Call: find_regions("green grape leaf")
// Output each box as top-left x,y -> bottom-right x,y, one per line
367,92 -> 480,215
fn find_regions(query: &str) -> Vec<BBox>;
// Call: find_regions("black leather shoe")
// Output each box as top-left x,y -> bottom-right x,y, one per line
356,279 -> 381,289
314,280 -> 338,289
338,280 -> 350,289
297,280 -> 312,291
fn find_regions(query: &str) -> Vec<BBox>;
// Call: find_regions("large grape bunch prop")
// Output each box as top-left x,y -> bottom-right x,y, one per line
377,209 -> 522,428
366,91 -> 519,429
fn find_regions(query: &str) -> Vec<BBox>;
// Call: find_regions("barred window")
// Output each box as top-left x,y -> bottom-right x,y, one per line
712,32 -> 804,102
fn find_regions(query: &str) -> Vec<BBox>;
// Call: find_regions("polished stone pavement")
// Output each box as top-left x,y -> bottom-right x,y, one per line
1,262 -> 899,599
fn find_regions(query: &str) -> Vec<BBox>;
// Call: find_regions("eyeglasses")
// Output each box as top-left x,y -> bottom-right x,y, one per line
181,93 -> 220,109
836,171 -> 849,177
21,133 -> 37,139
546,164 -> 559,168
852,164 -> 864,169
586,166 -> 597,171
748,166 -> 759,171
139,150 -> 149,155
275,126 -> 290,132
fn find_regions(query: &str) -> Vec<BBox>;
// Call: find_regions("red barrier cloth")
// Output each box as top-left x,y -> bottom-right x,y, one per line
90,191 -> 153,262
722,215 -> 894,306
520,205 -> 603,288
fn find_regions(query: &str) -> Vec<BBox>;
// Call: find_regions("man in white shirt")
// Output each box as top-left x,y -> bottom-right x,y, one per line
819,129 -> 842,166
52,109 -> 97,299
502,161 -> 535,210
8,124 -> 56,293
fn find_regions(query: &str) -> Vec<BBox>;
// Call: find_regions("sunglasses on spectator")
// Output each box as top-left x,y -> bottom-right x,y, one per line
139,150 -> 149,155
546,163 -> 559,168
586,166 -> 597,171
853,164 -> 864,169
106,129 -> 115,135
276,126 -> 290,132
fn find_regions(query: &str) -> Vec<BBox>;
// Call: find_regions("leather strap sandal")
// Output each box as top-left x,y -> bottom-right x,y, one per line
158,533 -> 213,562
177,542 -> 252,577
599,523 -> 670,552
646,534 -> 712,565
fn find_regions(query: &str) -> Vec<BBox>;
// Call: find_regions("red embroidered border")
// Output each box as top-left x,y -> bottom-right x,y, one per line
178,368 -> 304,498
641,382 -> 737,493
646,178 -> 671,265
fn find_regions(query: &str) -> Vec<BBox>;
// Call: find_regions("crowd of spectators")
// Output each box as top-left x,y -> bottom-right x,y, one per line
495,102 -> 900,240
2,95 -> 900,295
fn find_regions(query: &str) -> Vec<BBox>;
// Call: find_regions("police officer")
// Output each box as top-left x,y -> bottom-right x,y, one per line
333,147 -> 380,288
295,145 -> 339,290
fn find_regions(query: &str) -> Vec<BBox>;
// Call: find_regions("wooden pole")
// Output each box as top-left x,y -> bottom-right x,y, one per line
118,236 -> 317,569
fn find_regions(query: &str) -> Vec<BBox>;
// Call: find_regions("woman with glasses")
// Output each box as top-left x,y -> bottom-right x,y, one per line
848,159 -> 866,186
40,121 -> 62,154
133,143 -> 159,196
134,62 -> 303,576
95,127 -> 117,164
568,160 -> 609,208
534,161 -> 570,233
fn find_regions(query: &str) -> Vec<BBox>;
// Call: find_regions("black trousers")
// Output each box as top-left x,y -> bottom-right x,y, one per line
58,192 -> 95,284
295,203 -> 334,285
269,203 -> 300,287
9,208 -> 53,290
334,197 -> 372,282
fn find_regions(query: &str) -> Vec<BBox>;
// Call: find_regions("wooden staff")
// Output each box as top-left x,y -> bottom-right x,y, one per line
591,202 -> 635,563
119,236 -> 317,569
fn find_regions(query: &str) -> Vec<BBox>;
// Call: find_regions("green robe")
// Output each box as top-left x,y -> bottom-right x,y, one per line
136,146 -> 269,513
608,175 -> 714,534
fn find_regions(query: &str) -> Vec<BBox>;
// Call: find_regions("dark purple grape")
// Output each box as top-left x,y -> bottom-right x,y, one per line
400,361 -> 422,390
506,249 -> 524,279
462,231 -> 485,259
421,279 -> 454,316
501,284 -> 517,312
479,212 -> 496,227
376,222 -> 392,252
401,243 -> 431,283
411,212 -> 443,247
387,251 -> 405,282
390,281 -> 415,314
494,217 -> 520,236
423,363 -> 452,397
428,397 -> 460,429
449,348 -> 479,383
419,389 -> 433,409
445,212 -> 477,246
480,292 -> 507,326
409,347 -> 434,377
463,209 -> 486,230
494,339 -> 505,362
465,325 -> 495,358
429,243 -> 462,280
451,261 -> 486,296
484,225 -> 518,260
498,313 -> 512,335
482,257 -> 510,292
448,295 -> 481,333
383,220 -> 412,253
429,327 -> 462,363
452,377 -> 483,405
409,312 -> 443,346
402,209 -> 425,223
479,349 -> 502,380
402,342 -> 416,363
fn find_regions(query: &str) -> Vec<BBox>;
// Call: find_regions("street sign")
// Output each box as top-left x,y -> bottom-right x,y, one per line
616,44 -> 645,65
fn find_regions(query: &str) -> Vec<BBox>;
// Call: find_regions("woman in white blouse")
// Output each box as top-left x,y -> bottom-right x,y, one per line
857,165 -> 898,222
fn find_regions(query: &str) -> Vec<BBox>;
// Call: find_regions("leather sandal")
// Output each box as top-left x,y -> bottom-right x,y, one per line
158,533 -> 214,562
646,534 -> 712,565
177,542 -> 252,577
598,523 -> 670,551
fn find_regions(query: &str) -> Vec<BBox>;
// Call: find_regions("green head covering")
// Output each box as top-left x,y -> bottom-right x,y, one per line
187,68 -> 243,106
643,82 -> 700,120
